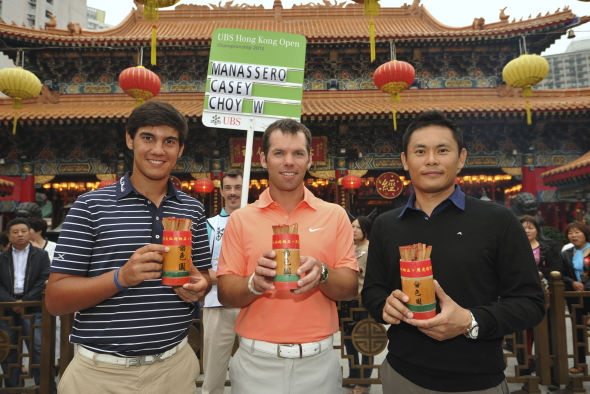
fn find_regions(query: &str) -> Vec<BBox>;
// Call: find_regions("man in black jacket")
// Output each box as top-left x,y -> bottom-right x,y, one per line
0,218 -> 50,387
362,110 -> 545,392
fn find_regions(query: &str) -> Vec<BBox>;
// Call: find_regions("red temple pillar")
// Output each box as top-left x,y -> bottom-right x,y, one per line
19,175 -> 36,203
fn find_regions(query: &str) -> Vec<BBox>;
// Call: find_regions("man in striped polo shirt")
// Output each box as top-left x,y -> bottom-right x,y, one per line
46,101 -> 211,394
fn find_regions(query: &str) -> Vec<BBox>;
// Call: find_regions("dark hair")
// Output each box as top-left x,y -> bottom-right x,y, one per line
565,222 -> 590,243
126,101 -> 188,146
354,216 -> 372,241
7,217 -> 30,231
0,232 -> 8,248
28,216 -> 48,236
262,119 -> 312,157
221,169 -> 243,188
519,215 -> 543,241
402,110 -> 463,155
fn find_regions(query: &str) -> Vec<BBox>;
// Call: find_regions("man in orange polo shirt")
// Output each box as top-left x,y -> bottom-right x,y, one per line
217,119 -> 359,394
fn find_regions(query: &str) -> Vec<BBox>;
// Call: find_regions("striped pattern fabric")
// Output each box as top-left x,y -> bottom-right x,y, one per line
51,174 -> 211,356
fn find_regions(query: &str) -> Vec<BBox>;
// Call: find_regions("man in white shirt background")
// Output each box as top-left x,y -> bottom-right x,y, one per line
28,216 -> 57,263
202,170 -> 243,394
0,218 -> 50,387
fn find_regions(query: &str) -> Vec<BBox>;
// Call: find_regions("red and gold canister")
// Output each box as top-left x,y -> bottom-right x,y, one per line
162,228 -> 191,286
400,258 -> 436,319
272,224 -> 300,290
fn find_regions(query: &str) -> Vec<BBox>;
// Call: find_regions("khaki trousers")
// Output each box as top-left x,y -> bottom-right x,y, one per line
202,307 -> 240,394
58,341 -> 199,394
381,359 -> 509,394
229,337 -> 341,394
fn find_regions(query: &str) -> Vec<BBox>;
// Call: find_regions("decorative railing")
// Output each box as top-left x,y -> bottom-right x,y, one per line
0,272 -> 587,393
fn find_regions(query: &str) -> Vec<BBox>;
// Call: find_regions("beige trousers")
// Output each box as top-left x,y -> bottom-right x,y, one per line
202,307 -> 240,394
228,337 -> 342,394
58,341 -> 199,394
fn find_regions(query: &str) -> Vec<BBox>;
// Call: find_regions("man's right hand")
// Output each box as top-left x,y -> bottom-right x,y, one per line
250,250 -> 278,293
382,289 -> 413,324
118,244 -> 169,288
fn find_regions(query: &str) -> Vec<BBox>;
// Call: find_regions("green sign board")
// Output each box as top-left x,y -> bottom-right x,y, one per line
202,28 -> 307,132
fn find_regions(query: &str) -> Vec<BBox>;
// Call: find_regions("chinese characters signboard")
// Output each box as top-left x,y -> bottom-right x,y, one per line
376,172 -> 404,199
229,137 -> 327,167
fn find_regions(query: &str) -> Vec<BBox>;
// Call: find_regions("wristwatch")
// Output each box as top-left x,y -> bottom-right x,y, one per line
319,263 -> 329,284
464,311 -> 479,340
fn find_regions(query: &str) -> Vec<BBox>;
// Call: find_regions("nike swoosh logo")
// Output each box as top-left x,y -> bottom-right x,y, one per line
309,227 -> 324,232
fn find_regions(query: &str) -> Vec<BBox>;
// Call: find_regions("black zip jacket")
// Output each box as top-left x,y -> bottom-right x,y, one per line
0,245 -> 50,313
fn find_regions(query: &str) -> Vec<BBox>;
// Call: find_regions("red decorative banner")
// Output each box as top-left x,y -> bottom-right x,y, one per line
230,136 -> 327,167
376,172 -> 404,199
272,233 -> 300,249
399,259 -> 433,278
163,231 -> 192,246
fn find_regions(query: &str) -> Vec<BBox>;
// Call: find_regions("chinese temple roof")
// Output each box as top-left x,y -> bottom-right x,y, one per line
541,150 -> 590,186
0,1 -> 584,50
2,87 -> 590,125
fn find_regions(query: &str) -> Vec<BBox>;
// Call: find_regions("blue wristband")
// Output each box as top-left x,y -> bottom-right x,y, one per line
114,267 -> 127,291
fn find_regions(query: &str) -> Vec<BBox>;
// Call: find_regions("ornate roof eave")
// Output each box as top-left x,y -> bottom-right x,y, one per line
541,151 -> 590,186
2,88 -> 590,125
0,4 -> 581,48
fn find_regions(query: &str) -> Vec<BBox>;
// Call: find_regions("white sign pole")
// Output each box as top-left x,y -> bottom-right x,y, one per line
240,118 -> 255,208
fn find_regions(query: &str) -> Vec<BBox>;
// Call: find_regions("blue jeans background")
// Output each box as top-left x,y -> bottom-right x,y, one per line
0,310 -> 41,387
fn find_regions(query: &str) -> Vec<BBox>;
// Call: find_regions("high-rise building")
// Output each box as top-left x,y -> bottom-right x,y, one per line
86,6 -> 109,30
537,39 -> 590,89
0,0 -> 87,68
0,0 -> 86,30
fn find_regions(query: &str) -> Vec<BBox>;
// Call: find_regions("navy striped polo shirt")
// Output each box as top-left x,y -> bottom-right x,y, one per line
51,174 -> 211,356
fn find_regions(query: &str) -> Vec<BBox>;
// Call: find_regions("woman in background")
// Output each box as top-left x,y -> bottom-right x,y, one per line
517,216 -> 561,374
560,221 -> 590,374
520,215 -> 561,280
341,216 -> 373,394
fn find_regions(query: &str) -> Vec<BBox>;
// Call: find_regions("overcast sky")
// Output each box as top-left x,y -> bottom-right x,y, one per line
87,0 -> 590,56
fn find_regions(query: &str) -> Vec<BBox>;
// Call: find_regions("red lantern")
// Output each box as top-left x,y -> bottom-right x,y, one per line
373,60 -> 415,131
118,66 -> 161,106
194,178 -> 215,194
341,174 -> 363,190
97,180 -> 116,189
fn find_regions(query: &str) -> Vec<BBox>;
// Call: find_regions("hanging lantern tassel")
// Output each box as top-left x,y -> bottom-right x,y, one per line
522,86 -> 533,125
390,91 -> 401,131
12,113 -> 18,135
369,19 -> 375,63
502,54 -> 549,127
12,97 -> 22,135
525,101 -> 532,125
364,0 -> 379,63
151,25 -> 157,66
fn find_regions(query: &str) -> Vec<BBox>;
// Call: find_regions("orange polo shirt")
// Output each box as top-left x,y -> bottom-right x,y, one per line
217,187 -> 358,343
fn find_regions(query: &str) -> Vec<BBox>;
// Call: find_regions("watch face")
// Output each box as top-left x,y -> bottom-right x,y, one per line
471,326 -> 479,338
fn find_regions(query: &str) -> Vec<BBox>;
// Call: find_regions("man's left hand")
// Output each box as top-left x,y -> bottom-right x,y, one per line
293,256 -> 323,295
12,299 -> 23,314
404,280 -> 472,341
174,265 -> 210,303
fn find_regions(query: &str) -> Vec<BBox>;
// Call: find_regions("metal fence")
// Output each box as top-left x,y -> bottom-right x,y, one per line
0,272 -> 587,394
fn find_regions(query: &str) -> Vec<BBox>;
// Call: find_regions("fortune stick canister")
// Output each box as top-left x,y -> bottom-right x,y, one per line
272,224 -> 300,290
162,217 -> 192,286
399,243 -> 436,319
